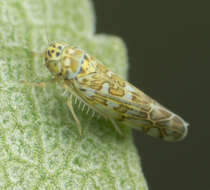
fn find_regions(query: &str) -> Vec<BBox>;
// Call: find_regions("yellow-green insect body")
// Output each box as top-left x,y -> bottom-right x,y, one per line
43,42 -> 188,142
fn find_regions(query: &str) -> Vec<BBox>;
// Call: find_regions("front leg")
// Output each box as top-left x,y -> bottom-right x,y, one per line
21,80 -> 47,87
21,77 -> 60,87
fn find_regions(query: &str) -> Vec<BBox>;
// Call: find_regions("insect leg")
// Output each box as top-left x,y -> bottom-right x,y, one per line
21,80 -> 47,87
21,77 -> 60,87
109,118 -> 123,136
67,97 -> 82,136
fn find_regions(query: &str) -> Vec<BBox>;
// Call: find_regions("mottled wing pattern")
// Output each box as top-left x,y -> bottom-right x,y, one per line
73,54 -> 188,141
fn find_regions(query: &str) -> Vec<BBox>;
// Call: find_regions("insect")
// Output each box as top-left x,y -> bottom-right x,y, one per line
24,42 -> 188,142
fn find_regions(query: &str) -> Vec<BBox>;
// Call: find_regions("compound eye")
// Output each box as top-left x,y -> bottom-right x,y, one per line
56,52 -> 60,57
47,50 -> 51,57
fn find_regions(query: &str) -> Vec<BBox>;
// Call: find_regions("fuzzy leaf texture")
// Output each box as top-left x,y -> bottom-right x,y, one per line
0,0 -> 148,189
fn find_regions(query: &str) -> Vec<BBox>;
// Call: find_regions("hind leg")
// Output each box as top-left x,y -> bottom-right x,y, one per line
109,118 -> 124,136
66,97 -> 82,136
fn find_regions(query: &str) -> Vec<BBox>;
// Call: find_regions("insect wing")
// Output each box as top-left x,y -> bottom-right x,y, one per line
74,58 -> 188,141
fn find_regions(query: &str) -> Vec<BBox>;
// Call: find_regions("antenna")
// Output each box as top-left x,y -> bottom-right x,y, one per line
43,20 -> 50,46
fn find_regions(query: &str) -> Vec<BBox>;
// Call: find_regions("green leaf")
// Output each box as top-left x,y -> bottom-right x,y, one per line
0,0 -> 148,189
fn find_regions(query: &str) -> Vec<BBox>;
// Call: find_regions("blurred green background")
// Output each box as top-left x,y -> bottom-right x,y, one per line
93,0 -> 208,190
